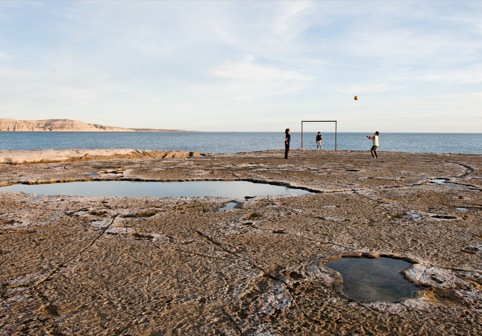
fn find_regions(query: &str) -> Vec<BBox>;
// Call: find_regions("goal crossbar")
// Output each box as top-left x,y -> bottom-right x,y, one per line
300,120 -> 338,150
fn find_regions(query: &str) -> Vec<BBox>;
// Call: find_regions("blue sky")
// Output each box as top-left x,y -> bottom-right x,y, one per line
0,0 -> 481,132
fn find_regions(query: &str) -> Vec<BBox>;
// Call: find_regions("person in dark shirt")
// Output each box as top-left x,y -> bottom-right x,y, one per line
316,131 -> 322,149
284,128 -> 291,159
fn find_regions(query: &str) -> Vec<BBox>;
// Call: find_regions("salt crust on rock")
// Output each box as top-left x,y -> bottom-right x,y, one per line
0,149 -> 480,335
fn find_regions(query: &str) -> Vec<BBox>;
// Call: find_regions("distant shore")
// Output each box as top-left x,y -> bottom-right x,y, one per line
0,118 -> 189,132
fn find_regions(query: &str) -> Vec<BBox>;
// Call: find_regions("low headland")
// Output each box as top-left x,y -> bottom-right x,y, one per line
0,149 -> 480,335
0,118 -> 188,132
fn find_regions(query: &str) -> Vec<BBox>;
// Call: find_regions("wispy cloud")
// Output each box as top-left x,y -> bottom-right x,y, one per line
209,55 -> 312,100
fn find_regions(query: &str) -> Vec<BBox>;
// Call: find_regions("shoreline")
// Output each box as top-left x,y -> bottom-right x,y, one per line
1,150 -> 481,334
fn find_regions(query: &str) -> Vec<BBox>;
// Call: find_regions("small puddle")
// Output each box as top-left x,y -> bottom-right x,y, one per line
426,177 -> 480,192
1,181 -> 312,199
219,201 -> 241,212
325,256 -> 421,302
431,178 -> 450,185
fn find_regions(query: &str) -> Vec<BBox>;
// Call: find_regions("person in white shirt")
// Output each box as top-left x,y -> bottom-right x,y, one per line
366,131 -> 380,159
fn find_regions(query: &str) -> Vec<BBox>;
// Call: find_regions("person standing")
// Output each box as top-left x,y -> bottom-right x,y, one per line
316,131 -> 323,149
366,131 -> 380,159
284,128 -> 291,159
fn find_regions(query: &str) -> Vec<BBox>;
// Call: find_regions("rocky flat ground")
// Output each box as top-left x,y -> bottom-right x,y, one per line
0,149 -> 481,335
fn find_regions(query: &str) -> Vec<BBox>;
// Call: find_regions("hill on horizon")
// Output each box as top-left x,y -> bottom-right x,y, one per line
0,119 -> 185,132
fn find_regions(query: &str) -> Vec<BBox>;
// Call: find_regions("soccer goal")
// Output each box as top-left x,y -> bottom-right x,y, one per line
300,120 -> 338,150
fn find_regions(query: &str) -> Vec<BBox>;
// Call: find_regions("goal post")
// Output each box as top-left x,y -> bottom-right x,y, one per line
300,120 -> 338,150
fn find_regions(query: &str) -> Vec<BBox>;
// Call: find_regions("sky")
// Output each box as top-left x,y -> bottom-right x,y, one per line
0,0 -> 481,133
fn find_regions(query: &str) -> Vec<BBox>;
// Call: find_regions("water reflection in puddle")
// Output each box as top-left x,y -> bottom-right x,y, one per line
219,201 -> 241,212
325,257 -> 421,302
1,181 -> 311,199
431,178 -> 450,185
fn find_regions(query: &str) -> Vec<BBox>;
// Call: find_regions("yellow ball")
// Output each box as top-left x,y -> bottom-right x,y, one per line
354,95 -> 358,100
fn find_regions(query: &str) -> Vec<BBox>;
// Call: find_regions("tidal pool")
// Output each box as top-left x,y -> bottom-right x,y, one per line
1,180 -> 311,199
325,257 -> 421,302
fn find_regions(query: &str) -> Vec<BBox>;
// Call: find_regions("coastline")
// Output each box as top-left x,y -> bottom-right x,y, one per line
1,149 -> 481,334
0,118 -> 190,133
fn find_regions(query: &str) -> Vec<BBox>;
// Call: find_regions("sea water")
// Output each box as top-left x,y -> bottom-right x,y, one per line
0,132 -> 480,154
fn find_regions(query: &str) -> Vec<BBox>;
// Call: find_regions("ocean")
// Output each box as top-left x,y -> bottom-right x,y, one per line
0,132 -> 480,154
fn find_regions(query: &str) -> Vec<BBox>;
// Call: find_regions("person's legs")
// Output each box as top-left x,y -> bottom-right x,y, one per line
285,144 -> 289,159
370,146 -> 378,158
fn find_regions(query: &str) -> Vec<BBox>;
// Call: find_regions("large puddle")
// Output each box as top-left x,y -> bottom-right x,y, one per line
1,181 -> 312,199
325,256 -> 421,302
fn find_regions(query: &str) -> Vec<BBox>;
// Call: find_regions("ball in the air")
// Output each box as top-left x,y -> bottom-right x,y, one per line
354,95 -> 358,100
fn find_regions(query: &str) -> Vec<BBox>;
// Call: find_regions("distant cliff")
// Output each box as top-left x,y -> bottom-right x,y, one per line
0,119 -> 184,132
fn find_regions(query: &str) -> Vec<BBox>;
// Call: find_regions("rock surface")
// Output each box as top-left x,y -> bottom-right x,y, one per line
0,149 -> 481,335
0,119 -> 184,132
0,149 -> 202,164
